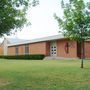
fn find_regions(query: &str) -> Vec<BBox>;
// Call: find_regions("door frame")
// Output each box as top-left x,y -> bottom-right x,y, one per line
50,41 -> 57,56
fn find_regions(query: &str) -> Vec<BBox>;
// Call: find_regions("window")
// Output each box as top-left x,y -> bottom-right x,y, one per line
54,46 -> 56,48
54,52 -> 56,54
15,46 -> 18,55
25,44 -> 29,55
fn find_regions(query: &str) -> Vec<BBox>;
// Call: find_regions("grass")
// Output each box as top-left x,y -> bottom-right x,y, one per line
0,59 -> 90,90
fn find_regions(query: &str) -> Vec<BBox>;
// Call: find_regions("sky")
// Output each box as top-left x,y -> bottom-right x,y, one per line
5,0 -> 63,40
0,0 -> 89,42
16,0 -> 88,40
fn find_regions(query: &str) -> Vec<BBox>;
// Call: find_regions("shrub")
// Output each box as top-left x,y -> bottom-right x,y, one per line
0,55 -> 4,58
0,54 -> 45,60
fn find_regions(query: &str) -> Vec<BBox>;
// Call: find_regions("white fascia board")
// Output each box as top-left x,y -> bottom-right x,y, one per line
8,35 -> 64,46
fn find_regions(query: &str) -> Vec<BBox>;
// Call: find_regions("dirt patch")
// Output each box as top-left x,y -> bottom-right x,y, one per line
0,78 -> 11,87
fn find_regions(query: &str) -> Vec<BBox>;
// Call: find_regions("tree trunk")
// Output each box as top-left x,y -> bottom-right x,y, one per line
81,40 -> 85,68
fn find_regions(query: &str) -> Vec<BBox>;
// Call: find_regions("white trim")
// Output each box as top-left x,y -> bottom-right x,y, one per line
50,41 -> 57,56
8,34 -> 64,46
3,38 -> 8,55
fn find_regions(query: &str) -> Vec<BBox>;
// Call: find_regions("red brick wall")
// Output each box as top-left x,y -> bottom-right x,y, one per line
7,40 -> 90,58
29,42 -> 50,55
57,39 -> 78,58
8,42 -> 50,56
8,46 -> 15,55
8,45 -> 24,55
0,44 -> 4,55
18,45 -> 24,55
46,42 -> 50,56
85,41 -> 90,58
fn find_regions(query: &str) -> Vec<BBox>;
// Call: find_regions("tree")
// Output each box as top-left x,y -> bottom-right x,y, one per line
54,0 -> 90,68
0,0 -> 39,36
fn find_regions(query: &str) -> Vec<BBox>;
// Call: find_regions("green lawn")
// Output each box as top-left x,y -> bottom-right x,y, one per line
0,59 -> 90,90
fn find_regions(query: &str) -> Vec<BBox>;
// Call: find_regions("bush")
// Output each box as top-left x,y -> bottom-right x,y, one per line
0,55 -> 4,58
0,54 -> 45,60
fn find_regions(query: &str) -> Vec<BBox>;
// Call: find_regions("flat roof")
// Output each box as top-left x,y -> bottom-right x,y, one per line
8,34 -> 64,46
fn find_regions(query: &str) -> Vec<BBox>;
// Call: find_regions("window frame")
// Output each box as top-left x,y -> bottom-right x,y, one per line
24,44 -> 29,55
15,46 -> 19,55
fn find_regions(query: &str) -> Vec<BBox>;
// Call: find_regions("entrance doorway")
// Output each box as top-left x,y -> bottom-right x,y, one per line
50,41 -> 57,56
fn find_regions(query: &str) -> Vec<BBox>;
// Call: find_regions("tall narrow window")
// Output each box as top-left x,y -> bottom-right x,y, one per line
25,44 -> 29,55
15,46 -> 19,55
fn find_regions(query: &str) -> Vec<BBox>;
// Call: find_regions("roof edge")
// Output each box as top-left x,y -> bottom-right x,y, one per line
8,34 -> 64,46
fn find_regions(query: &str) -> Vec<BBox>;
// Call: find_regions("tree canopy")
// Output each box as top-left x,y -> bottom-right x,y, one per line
54,0 -> 90,41
54,0 -> 90,68
0,0 -> 39,36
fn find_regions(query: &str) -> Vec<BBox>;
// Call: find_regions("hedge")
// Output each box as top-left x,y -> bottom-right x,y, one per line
0,54 -> 45,60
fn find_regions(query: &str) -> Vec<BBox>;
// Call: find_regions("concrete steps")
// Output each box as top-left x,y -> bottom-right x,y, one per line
43,56 -> 79,60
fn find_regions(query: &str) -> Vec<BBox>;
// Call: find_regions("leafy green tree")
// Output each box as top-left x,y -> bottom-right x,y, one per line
54,0 -> 90,68
0,0 -> 39,36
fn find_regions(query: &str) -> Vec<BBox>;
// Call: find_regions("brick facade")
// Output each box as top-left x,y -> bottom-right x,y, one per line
8,45 -> 25,55
57,39 -> 78,58
8,42 -> 50,56
1,38 -> 90,58
0,44 -> 4,55
29,42 -> 50,55
85,41 -> 90,58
